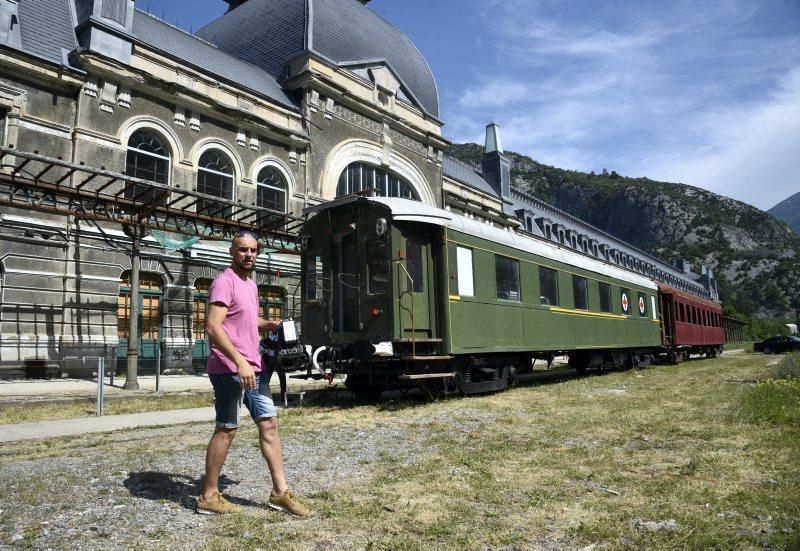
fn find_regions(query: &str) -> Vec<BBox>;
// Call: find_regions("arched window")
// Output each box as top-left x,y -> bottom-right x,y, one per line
336,162 -> 418,200
197,149 -> 234,216
256,166 -> 287,213
125,129 -> 170,203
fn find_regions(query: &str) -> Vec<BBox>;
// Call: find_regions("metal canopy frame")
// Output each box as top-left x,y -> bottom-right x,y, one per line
0,146 -> 304,389
0,147 -> 303,248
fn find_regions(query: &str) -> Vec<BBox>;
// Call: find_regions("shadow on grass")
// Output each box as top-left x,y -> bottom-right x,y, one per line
123,471 -> 262,511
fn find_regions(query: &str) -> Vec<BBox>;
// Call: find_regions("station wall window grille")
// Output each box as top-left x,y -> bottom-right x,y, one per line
259,286 -> 285,321
495,255 -> 520,301
192,278 -> 213,341
336,162 -> 418,200
256,166 -> 287,213
125,130 -> 170,203
118,272 -> 163,341
539,266 -> 559,306
197,149 -> 234,216
573,275 -> 588,310
598,282 -> 611,313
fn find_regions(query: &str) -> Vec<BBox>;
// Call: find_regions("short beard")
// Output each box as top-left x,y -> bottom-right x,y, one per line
232,258 -> 254,276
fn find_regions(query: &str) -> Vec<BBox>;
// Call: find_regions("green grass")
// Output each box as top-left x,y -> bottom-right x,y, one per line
203,354 -> 799,549
0,391 -> 214,425
740,353 -> 800,426
2,354 -> 798,549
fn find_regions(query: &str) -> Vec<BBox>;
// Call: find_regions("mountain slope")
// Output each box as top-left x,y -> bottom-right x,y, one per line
448,143 -> 800,318
769,192 -> 800,236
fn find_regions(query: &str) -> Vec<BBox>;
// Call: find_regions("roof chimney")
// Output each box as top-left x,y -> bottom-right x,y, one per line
224,0 -> 249,11
482,123 -> 511,200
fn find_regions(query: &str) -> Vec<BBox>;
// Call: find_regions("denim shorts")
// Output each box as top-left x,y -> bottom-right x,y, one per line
209,370 -> 277,429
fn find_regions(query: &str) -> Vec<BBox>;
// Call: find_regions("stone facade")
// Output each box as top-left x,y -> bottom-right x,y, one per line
0,0 -> 463,378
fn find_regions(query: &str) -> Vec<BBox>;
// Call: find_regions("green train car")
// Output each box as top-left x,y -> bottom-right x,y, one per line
301,196 -> 662,398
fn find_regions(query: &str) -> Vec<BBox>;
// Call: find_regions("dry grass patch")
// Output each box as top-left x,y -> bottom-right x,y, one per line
0,391 -> 215,425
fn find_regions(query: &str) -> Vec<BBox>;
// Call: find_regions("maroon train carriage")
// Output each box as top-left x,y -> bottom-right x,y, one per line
658,285 -> 725,361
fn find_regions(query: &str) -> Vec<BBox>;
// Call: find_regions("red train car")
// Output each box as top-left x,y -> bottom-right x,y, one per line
659,285 -> 725,361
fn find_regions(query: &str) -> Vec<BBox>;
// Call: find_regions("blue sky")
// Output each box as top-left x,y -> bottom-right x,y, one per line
141,0 -> 800,210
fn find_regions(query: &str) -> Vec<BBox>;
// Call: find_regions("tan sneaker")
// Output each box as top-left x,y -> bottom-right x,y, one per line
268,489 -> 310,518
197,493 -> 241,515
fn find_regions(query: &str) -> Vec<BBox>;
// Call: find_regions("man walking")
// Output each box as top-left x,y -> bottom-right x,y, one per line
197,230 -> 309,517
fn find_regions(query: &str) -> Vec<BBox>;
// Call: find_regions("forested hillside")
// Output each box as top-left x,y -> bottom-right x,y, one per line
448,143 -> 800,319
769,191 -> 800,237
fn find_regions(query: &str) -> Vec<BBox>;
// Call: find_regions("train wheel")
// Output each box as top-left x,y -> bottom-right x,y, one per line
668,350 -> 679,364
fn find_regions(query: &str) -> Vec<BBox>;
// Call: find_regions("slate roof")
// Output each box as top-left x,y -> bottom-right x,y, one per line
131,10 -> 298,111
442,155 -> 497,197
14,0 -> 78,67
503,189 -> 711,296
196,0 -> 439,118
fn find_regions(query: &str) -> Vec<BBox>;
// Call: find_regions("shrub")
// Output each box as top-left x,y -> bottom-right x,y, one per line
769,352 -> 800,380
740,353 -> 800,425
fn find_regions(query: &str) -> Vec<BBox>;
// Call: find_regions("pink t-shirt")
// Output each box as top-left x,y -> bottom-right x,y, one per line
206,267 -> 261,375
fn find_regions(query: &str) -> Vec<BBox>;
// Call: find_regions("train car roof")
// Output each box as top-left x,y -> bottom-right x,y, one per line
306,196 -> 658,291
658,285 -> 723,310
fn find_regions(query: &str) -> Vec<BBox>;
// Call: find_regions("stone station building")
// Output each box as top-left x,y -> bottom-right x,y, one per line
0,0 -> 717,379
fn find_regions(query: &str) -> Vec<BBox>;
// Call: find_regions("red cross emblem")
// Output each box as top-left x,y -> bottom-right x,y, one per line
621,293 -> 629,312
639,296 -> 646,314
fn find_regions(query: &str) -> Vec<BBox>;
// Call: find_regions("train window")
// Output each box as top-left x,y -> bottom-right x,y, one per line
456,247 -> 474,296
305,252 -> 322,301
496,255 -> 520,301
679,302 -> 685,322
539,267 -> 559,306
572,276 -> 588,310
405,240 -> 424,293
620,288 -> 631,315
598,282 -> 611,312
367,237 -> 388,294
638,292 -> 647,317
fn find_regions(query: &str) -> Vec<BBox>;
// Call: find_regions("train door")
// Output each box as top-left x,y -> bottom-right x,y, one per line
396,226 -> 434,339
660,293 -> 674,345
332,230 -> 360,334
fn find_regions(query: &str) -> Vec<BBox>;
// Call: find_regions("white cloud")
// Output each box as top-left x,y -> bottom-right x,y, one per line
442,0 -> 800,210
642,67 -> 800,209
459,79 -> 529,108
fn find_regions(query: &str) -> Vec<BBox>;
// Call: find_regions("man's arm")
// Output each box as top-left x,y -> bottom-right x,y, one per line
258,318 -> 280,333
206,302 -> 257,390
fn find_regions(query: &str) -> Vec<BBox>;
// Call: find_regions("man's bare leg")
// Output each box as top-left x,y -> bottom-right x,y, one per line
256,417 -> 288,494
202,427 -> 237,499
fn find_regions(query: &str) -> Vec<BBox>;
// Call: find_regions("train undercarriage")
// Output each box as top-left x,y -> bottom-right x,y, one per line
295,341 -> 725,401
